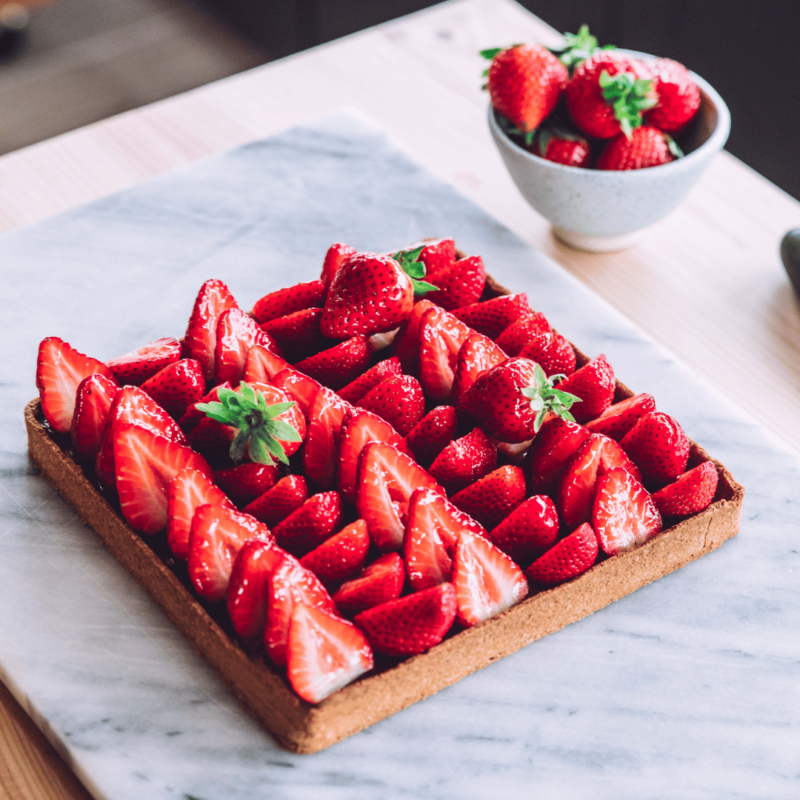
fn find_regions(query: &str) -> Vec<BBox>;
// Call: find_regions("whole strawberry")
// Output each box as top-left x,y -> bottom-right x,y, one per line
533,127 -> 591,168
597,126 -> 680,171
645,58 -> 701,134
620,410 -> 690,489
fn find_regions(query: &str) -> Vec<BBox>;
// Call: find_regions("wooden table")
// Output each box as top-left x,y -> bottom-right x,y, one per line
2,0 -> 798,796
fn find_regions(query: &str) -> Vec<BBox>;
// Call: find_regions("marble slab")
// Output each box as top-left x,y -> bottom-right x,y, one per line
1,112 -> 799,800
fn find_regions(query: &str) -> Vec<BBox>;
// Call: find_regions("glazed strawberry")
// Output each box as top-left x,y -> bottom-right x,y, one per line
494,312 -> 550,356
114,423 -> 210,535
488,495 -> 560,567
272,491 -> 343,557
651,461 -> 718,518
620,411 -> 690,488
486,44 -> 568,134
337,357 -> 402,404
250,279 -> 326,325
106,337 -> 181,385
533,127 -> 591,167
391,298 -> 437,373
333,553 -> 405,616
405,405 -> 459,467
426,255 -> 486,311
592,467 -> 662,556
303,387 -> 352,490
260,307 -> 328,363
178,382 -> 232,433
524,416 -> 590,497
271,368 -> 323,416
525,522 -> 598,587
453,530 -> 528,627
320,243 -> 357,291
585,393 -> 656,441
213,461 -> 279,507
70,373 -> 119,462
450,465 -> 526,530
412,238 -> 456,279
557,433 -> 642,530
242,343 -> 289,384
354,583 -> 457,658
186,415 -> 234,465
429,427 -> 498,495
644,58 -> 700,134
597,127 -> 678,171
518,331 -> 577,378
554,354 -> 615,423
182,278 -> 238,382
357,374 -> 426,436
287,604 -> 373,703
245,475 -> 309,527
299,519 -> 370,588
417,305 -> 473,401
167,467 -> 234,559
293,336 -> 372,390
450,332 -> 508,404
215,307 -> 281,386
140,358 -> 206,419
356,441 -> 441,551
453,293 -> 531,339
36,337 -> 117,434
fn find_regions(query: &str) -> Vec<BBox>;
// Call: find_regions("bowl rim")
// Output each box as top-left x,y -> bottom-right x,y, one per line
488,48 -> 731,180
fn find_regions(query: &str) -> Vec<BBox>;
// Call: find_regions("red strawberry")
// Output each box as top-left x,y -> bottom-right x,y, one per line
620,410 -> 690,489
215,307 -> 281,386
71,374 -> 119,462
272,491 -> 343,557
303,386 -> 353,490
391,298 -> 437,373
487,45 -> 568,133
494,312 -> 550,356
525,522 -> 598,587
106,337 -> 181,385
533,128 -> 591,167
450,332 -> 508,404
36,337 -> 117,434
271,368 -> 323,416
287,604 -> 373,703
488,495 -> 560,567
113,423 -> 210,535
651,461 -> 718,518
260,307 -> 327,363
597,127 -> 677,171
644,58 -> 700,134
182,279 -> 238,382
427,255 -> 486,311
524,416 -> 591,497
213,461 -> 279,507
140,358 -> 206,419
518,331 -> 577,377
178,382 -> 232,433
250,279 -> 325,325
585,393 -> 656,441
592,467 -> 662,555
333,553 -> 405,616
417,305 -> 473,401
557,433 -> 642,530
338,357 -> 402,404
413,238 -> 456,279
453,530 -> 528,627
186,415 -> 234,465
450,465 -> 526,530
320,243 -> 357,291
453,293 -> 530,338
299,519 -> 370,588
554,354 -> 615,423
429,427 -> 498,495
167,467 -> 235,559
242,343 -> 290,384
357,374 -> 426,437
405,405 -> 459,467
355,583 -> 457,657
245,475 -> 309,526
293,336 -> 372,390
356,441 -> 441,552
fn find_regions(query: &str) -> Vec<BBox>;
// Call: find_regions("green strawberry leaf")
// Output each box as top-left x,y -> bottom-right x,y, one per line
665,134 -> 684,158
480,47 -> 503,60
392,245 -> 440,297
599,69 -> 656,139
412,279 -> 440,296
520,364 -> 582,433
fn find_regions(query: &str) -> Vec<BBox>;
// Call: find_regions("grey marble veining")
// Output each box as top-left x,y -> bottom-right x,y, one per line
1,113 -> 799,800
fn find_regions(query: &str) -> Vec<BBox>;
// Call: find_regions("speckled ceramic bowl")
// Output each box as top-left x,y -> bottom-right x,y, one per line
488,53 -> 731,252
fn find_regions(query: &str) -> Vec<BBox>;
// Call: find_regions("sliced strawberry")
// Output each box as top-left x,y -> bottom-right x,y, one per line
243,343 -> 290,384
320,243 -> 357,291
293,336 -> 372,390
651,461 -> 718,518
494,312 -> 551,356
114,423 -> 210,535
354,583 -> 457,657
427,255 -> 486,310
404,405 -> 459,467
453,530 -> 528,626
453,293 -> 530,338
429,427 -> 498,495
167,467 -> 235,559
106,337 -> 181,385
261,307 -> 327,363
140,358 -> 206,419
390,298 -> 437,373
357,374 -> 426,436
178,382 -> 233,433
557,433 -> 642,530
518,331 -> 577,378
450,332 -> 508,404
303,386 -> 353,490
585,393 -> 656,441
182,279 -> 238,383
71,374 -> 119,462
337,357 -> 402,404
332,553 -> 405,616
418,305 -> 473,401
250,279 -> 326,325
411,238 -> 456,279
213,462 -> 279,507
488,495 -> 560,567
525,522 -> 599,587
272,491 -> 343,557
524,416 -> 591,497
287,604 -> 373,703
554,354 -> 615,423
299,519 -> 370,588
620,411 -> 690,489
356,442 -> 441,552
593,467 -> 663,556
215,307 -> 281,386
245,475 -> 309,527
450,465 -> 526,530
36,337 -> 117,434
271,368 -> 323,416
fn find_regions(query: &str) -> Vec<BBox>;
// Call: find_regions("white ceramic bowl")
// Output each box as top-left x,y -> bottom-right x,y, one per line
488,53 -> 731,252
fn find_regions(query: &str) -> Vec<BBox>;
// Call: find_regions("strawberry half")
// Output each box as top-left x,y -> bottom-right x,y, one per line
273,491 -> 343,557
524,416 -> 591,497
106,337 -> 181,385
215,307 -> 281,386
450,465 -> 526,530
299,519 -> 370,589
620,410 -> 690,489
429,427 -> 498,495
271,368 -> 323,416
70,373 -> 119,462
391,298 -> 437,373
418,305 -> 473,401
245,475 -> 309,527
294,336 -> 372,390
554,354 -> 615,423
488,495 -> 560,567
320,243 -> 357,290
250,279 -> 326,325
453,293 -> 530,338
427,255 -> 486,311
242,343 -> 290,384
518,331 -> 577,378
405,405 -> 459,468
140,358 -> 206,419
182,278 -> 238,382
357,374 -> 426,437
450,332 -> 508,404
651,461 -> 718,518
337,357 -> 403,404
525,522 -> 599,588
260,307 -> 327,363
303,386 -> 353,490
494,312 -> 551,356
332,552 -> 405,616
585,393 -> 656,441
213,462 -> 279,507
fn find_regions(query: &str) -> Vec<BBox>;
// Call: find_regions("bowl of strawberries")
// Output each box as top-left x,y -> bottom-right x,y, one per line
484,26 -> 730,252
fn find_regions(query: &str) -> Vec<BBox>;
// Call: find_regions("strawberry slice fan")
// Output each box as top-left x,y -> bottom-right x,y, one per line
27,236 -> 743,754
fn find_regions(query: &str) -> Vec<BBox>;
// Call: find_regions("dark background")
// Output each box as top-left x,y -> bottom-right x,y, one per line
198,0 -> 800,201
